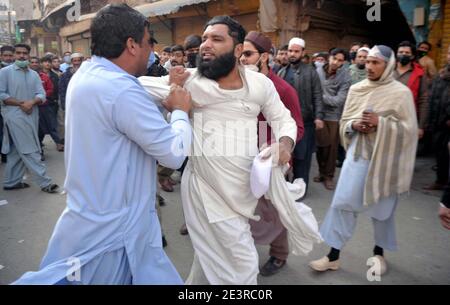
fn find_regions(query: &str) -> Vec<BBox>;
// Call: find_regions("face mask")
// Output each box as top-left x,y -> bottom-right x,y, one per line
245,64 -> 259,72
1,61 -> 12,67
63,56 -> 71,64
398,55 -> 412,66
147,51 -> 155,69
417,51 -> 427,59
314,61 -> 325,69
15,60 -> 29,69
350,52 -> 357,61
244,56 -> 262,72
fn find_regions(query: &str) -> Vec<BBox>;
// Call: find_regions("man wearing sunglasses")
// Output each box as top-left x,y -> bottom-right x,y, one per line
278,38 -> 325,197
240,31 -> 304,276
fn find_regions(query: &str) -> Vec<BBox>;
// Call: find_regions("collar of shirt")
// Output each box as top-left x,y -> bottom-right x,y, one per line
91,56 -> 129,75
91,56 -> 139,85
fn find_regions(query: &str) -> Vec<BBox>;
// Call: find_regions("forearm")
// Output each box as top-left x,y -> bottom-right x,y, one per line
158,110 -> 192,169
139,76 -> 171,104
323,81 -> 350,107
3,97 -> 22,106
323,94 -> 346,107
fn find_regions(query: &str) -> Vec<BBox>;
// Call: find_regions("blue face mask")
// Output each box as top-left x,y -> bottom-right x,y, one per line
147,51 -> 156,69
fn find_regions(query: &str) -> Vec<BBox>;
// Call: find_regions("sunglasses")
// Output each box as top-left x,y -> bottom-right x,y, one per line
242,50 -> 260,58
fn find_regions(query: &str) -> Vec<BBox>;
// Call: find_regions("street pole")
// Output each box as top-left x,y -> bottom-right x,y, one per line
7,0 -> 12,44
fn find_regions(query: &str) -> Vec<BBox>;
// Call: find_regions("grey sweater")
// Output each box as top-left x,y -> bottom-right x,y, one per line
316,64 -> 352,122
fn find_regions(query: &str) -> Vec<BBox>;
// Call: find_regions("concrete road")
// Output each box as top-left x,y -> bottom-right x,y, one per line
0,138 -> 449,285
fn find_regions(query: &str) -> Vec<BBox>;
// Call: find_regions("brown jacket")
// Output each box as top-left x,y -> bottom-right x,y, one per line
419,55 -> 438,82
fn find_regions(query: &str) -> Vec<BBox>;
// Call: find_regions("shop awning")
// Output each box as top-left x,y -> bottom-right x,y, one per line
41,0 -> 75,23
135,0 -> 212,17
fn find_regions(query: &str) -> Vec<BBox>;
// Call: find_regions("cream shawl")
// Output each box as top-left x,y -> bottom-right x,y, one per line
340,51 -> 418,206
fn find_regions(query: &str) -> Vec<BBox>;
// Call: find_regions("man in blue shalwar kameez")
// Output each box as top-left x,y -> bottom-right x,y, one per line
0,43 -> 59,193
13,4 -> 192,285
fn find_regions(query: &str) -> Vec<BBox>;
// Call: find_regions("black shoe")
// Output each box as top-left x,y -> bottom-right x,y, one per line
157,194 -> 166,206
4,182 -> 30,190
41,184 -> 59,193
259,256 -> 286,276
162,236 -> 167,248
179,223 -> 188,235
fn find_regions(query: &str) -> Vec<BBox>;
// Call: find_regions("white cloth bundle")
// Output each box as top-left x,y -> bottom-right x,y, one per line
250,150 -> 322,256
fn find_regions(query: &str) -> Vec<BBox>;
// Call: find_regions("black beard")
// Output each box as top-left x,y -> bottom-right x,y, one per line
289,57 -> 301,65
197,50 -> 236,80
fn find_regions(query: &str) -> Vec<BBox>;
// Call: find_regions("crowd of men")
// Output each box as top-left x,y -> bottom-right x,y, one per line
1,3 -> 449,285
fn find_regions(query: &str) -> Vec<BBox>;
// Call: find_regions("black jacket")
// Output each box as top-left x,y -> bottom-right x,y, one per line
47,70 -> 60,103
278,62 -> 324,123
146,57 -> 168,77
429,69 -> 450,132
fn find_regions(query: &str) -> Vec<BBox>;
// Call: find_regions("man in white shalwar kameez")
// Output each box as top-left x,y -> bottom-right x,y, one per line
309,45 -> 418,276
140,16 -> 299,285
13,4 -> 192,285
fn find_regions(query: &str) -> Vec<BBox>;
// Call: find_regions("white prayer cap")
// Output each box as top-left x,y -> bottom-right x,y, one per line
357,47 -> 371,54
70,52 -> 84,60
289,37 -> 306,49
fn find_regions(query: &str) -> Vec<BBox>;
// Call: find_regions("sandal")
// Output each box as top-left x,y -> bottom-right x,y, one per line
41,184 -> 59,194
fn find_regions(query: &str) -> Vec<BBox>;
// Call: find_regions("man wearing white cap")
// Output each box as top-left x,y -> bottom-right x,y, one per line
309,45 -> 418,275
278,37 -> 324,196
57,53 -> 84,144
349,47 -> 370,85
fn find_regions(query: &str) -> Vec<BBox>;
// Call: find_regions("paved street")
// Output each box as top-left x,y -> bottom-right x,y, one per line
0,138 -> 449,285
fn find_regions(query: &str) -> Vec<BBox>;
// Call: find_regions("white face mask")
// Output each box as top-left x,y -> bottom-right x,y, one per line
245,64 -> 259,72
315,61 -> 325,69
244,56 -> 262,72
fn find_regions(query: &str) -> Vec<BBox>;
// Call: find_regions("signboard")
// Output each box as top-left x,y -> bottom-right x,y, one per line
10,0 -> 41,21
429,3 -> 441,21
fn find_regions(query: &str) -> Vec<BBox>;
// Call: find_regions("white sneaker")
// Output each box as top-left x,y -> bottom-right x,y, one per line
309,256 -> 340,272
368,255 -> 387,276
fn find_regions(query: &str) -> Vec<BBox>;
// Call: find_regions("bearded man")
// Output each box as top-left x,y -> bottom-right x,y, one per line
140,16 -> 323,284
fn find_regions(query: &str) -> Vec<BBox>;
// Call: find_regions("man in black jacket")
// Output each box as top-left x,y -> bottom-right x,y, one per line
278,37 -> 324,196
425,45 -> 450,191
